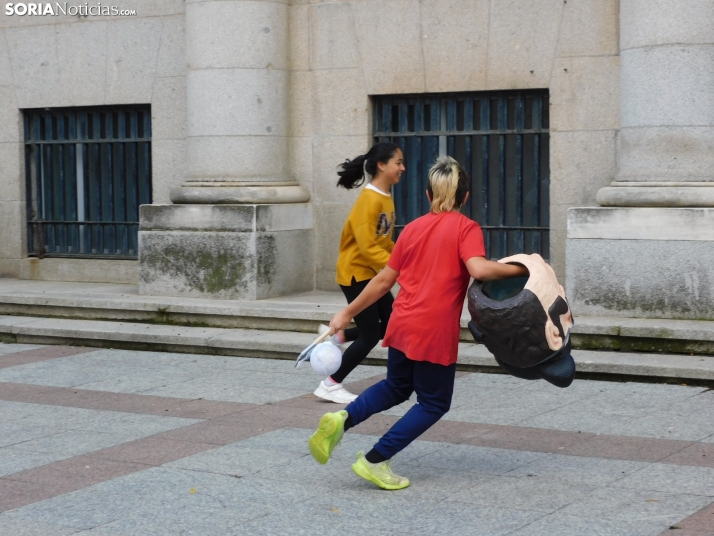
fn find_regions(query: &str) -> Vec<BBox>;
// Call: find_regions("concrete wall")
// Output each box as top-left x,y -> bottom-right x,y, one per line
0,1 -> 186,283
291,0 -> 620,290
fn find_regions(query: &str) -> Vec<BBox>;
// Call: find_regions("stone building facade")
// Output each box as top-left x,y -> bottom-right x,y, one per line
0,0 -> 711,319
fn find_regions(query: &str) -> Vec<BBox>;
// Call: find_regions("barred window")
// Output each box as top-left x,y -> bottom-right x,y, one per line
24,106 -> 152,259
374,91 -> 550,260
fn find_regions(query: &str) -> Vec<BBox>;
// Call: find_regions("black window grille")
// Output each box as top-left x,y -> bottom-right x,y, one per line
24,105 -> 152,259
374,91 -> 550,260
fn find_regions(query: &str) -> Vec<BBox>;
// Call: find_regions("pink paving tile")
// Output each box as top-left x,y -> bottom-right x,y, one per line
469,425 -> 597,454
0,478 -> 54,512
419,420 -> 500,444
658,443 -> 714,469
6,455 -> 150,488
0,346 -> 96,369
668,501 -> 714,532
565,433 -> 693,463
90,436 -> 217,465
0,383 -> 252,419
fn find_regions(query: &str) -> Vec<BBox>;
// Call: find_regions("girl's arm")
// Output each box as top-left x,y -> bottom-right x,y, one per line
465,256 -> 529,281
329,266 -> 399,333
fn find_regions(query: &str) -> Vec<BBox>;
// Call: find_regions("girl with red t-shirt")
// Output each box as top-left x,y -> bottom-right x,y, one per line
308,156 -> 529,490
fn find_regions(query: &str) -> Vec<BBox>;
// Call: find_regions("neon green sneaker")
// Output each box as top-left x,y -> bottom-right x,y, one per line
351,451 -> 410,490
308,410 -> 348,464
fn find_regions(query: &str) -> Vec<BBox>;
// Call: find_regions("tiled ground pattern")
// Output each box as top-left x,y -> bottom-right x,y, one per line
0,343 -> 713,535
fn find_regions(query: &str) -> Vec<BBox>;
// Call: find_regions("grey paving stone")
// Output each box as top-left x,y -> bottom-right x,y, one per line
241,498 -> 544,536
72,372 -> 206,394
13,430 -> 144,458
506,453 -> 649,486
509,511 -> 675,536
0,420 -> 71,448
165,445 -> 300,477
612,463 -> 714,496
0,446 -> 62,477
0,517 -> 80,535
445,472 -> 599,514
559,486 -> 713,524
407,443 -> 549,475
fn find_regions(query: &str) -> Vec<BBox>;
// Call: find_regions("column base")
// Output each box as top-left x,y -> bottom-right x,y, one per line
170,181 -> 310,205
138,204 -> 314,300
597,183 -> 714,207
566,207 -> 714,320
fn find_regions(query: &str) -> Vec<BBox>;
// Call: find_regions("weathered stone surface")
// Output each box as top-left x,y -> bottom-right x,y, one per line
620,0 -> 714,50
566,236 -> 714,320
352,0 -> 425,94
614,127 -> 714,184
187,69 -> 288,138
568,208 -> 714,241
151,76 -> 187,141
550,56 -> 620,132
0,200 -> 22,259
557,0 -> 618,57
314,203 -> 352,291
55,22 -> 107,107
186,1 -> 288,70
309,2 -> 360,70
156,14 -> 186,78
421,0 -> 489,92
311,68 -> 368,137
151,139 -> 187,205
105,18 -> 162,104
550,130 -> 617,207
18,259 -> 139,285
311,135 -> 368,204
140,204 -> 313,233
139,221 -> 314,300
487,0 -> 563,90
186,135 -> 290,182
288,4 -> 309,71
621,46 -> 714,129
289,137 -> 313,194
4,25 -> 59,108
0,142 -> 22,202
289,71 -> 313,138
0,260 -> 20,278
0,87 -> 20,144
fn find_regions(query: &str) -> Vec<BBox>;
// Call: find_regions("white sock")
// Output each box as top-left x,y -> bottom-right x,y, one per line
324,376 -> 339,386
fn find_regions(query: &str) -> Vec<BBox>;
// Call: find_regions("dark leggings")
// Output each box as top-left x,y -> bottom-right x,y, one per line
330,277 -> 393,384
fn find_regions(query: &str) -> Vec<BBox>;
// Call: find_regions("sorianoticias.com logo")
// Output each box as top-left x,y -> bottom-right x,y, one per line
5,3 -> 136,16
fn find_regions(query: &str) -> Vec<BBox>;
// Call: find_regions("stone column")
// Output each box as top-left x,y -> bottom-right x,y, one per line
566,1 -> 714,320
173,0 -> 309,204
597,0 -> 714,206
139,0 -> 314,300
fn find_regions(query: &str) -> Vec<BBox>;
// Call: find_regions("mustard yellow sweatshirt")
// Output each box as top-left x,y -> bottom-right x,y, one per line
335,187 -> 396,286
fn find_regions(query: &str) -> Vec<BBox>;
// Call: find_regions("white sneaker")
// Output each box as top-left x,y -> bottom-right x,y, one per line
314,380 -> 358,404
318,324 -> 346,349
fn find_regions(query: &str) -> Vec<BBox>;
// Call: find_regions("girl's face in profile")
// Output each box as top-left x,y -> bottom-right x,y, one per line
377,149 -> 405,186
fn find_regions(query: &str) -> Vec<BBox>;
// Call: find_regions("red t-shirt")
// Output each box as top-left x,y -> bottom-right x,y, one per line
382,211 -> 486,366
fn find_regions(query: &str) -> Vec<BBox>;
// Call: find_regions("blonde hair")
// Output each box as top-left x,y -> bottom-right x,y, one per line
428,156 -> 464,214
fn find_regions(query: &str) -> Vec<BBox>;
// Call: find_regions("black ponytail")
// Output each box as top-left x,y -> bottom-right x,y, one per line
336,142 -> 401,190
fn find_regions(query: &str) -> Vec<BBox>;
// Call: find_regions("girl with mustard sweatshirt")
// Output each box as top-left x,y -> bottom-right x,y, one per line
314,142 -> 404,404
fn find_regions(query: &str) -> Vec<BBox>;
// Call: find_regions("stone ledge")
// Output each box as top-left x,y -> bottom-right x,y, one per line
3,315 -> 714,382
2,279 -> 714,354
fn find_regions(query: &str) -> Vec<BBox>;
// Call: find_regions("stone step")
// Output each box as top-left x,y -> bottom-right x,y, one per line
2,314 -> 714,383
2,279 -> 714,355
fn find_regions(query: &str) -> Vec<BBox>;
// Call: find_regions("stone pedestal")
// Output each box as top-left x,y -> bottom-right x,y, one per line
566,208 -> 714,320
566,0 -> 714,321
139,204 -> 313,300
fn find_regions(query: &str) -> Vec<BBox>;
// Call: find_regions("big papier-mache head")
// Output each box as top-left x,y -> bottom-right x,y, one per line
466,253 -> 576,387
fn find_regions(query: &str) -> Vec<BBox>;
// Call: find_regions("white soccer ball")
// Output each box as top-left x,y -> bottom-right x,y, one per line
310,341 -> 343,377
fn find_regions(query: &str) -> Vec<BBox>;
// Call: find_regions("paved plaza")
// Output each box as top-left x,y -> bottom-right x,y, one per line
0,343 -> 713,535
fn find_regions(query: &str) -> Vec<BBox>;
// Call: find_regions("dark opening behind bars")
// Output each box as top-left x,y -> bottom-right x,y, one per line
24,106 -> 152,259
374,91 -> 550,260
